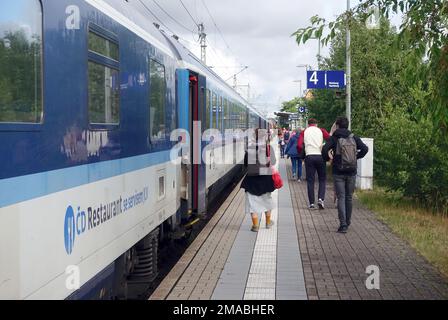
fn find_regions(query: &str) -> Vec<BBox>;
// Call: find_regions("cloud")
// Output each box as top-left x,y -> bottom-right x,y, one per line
138,0 -> 349,114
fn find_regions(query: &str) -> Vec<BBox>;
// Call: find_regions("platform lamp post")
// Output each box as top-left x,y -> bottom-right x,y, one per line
297,64 -> 311,71
293,79 -> 302,99
293,79 -> 304,130
309,36 -> 322,66
297,64 -> 311,100
346,0 -> 352,130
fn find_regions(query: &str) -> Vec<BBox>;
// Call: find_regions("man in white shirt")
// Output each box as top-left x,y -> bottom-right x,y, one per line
297,119 -> 331,209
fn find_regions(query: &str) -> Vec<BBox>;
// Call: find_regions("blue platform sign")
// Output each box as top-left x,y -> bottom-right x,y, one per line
327,70 -> 346,89
307,70 -> 346,89
306,71 -> 326,89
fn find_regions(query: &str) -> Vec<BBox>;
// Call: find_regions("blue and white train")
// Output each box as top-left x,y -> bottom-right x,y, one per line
0,0 -> 269,299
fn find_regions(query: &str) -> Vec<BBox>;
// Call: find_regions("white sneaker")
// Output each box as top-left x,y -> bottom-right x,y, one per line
318,199 -> 325,210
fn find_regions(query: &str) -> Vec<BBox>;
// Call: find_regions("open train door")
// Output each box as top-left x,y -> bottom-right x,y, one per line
176,69 -> 207,225
189,72 -> 207,217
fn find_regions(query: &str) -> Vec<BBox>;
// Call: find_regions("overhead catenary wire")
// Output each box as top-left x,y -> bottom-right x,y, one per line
137,0 -> 176,35
179,0 -> 200,28
140,0 -> 250,96
199,0 -> 249,89
200,0 -> 232,53
225,66 -> 248,82
151,0 -> 196,33
137,0 -> 201,52
205,39 -> 221,59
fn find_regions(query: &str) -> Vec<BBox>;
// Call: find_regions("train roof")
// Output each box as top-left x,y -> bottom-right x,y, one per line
87,0 -> 266,120
162,36 -> 266,119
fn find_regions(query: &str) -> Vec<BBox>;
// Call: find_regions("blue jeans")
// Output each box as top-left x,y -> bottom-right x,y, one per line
291,157 -> 302,178
334,175 -> 356,227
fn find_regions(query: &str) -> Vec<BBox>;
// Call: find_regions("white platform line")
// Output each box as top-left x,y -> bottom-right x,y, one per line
243,146 -> 280,300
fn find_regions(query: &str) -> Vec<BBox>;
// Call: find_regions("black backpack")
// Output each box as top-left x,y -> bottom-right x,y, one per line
335,134 -> 357,172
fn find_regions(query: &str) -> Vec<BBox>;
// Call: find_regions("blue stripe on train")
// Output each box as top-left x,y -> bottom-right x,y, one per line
0,150 -> 172,208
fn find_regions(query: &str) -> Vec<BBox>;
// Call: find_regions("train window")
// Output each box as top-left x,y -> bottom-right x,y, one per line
236,105 -> 240,128
236,106 -> 239,129
88,28 -> 120,125
223,99 -> 228,130
229,103 -> 233,129
227,100 -> 231,130
228,103 -> 231,129
0,0 -> 43,123
88,62 -> 120,124
231,103 -> 236,129
238,106 -> 242,129
218,96 -> 223,131
212,93 -> 217,129
149,59 -> 166,142
88,31 -> 119,61
205,89 -> 210,129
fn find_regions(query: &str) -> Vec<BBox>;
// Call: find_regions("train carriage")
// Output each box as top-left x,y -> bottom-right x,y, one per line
0,0 -> 268,300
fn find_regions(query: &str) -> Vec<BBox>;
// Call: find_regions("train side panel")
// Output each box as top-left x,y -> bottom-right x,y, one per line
0,0 -> 180,299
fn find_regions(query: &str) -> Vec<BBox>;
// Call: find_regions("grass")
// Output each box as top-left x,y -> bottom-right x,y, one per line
357,188 -> 448,278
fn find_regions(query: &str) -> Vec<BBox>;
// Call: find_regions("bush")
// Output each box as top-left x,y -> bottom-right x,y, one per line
375,110 -> 448,215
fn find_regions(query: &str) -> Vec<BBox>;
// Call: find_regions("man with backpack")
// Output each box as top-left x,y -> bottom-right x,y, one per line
322,117 -> 369,233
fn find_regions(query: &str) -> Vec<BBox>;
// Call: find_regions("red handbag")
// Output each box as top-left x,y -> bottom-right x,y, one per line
271,167 -> 283,189
266,145 -> 283,189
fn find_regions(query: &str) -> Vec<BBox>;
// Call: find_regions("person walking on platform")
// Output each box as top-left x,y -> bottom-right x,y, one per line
322,117 -> 369,233
298,119 -> 331,210
285,129 -> 303,181
241,129 -> 277,232
283,129 -> 290,145
279,133 -> 286,159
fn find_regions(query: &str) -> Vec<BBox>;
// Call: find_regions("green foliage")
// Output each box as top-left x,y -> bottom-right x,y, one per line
149,60 -> 166,139
280,97 -> 302,113
0,30 -> 42,123
306,89 -> 344,132
291,3 -> 448,214
292,0 -> 448,130
88,62 -> 120,124
295,19 -> 419,135
375,110 -> 448,215
357,188 -> 448,277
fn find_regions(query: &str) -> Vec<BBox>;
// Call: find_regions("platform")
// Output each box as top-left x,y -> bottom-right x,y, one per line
150,159 -> 448,300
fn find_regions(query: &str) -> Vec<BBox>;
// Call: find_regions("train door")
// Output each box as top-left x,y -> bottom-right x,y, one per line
197,75 -> 207,216
177,69 -> 206,223
189,72 -> 207,217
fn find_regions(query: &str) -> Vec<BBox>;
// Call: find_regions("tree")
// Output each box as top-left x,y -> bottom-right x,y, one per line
292,0 -> 448,131
280,97 -> 302,113
291,3 -> 448,214
292,18 -> 418,135
0,30 -> 42,123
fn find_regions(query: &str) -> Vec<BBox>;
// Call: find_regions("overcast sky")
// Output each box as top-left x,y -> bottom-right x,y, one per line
138,0 -> 357,116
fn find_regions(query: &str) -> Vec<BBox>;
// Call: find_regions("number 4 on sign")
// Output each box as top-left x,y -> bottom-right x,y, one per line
310,71 -> 318,85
